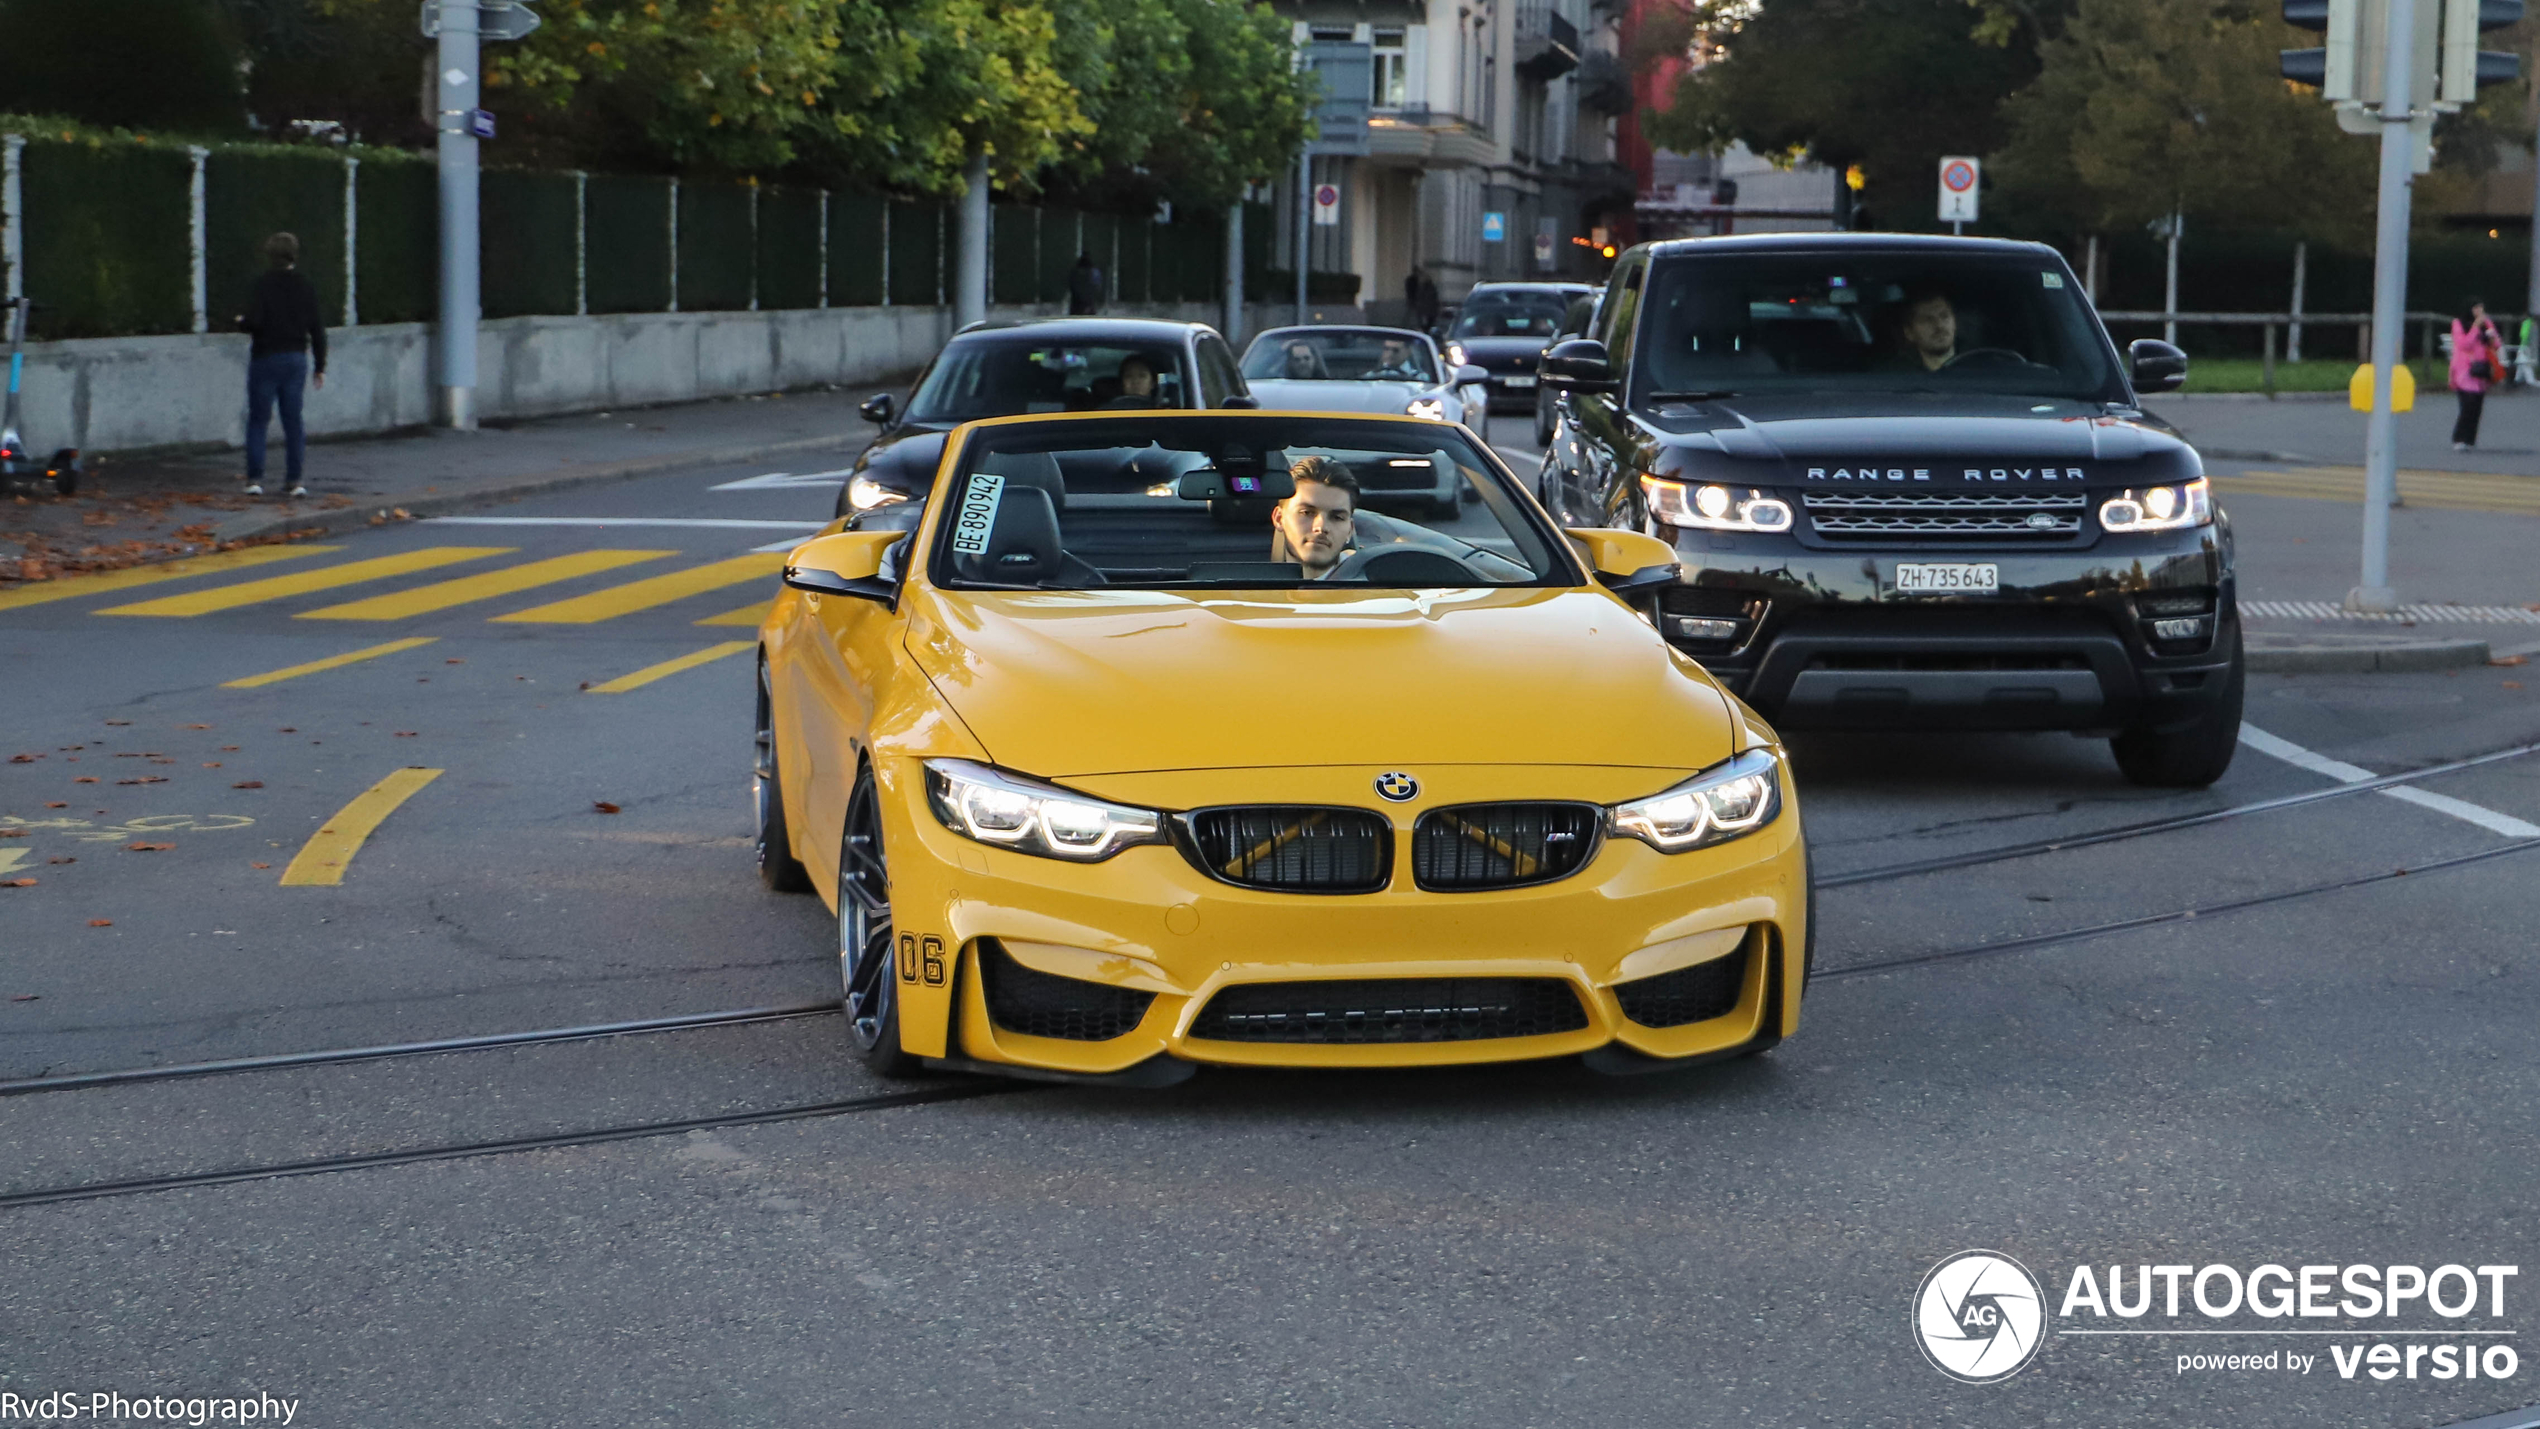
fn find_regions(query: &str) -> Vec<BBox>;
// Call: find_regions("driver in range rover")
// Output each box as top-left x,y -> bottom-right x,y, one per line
1270,455 -> 1359,579
1888,288 -> 1961,371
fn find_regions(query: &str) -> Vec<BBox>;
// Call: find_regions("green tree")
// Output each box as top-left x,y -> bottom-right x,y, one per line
0,0 -> 246,132
1046,0 -> 1309,206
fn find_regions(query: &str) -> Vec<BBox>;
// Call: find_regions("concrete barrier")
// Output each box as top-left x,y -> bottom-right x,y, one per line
16,301 -> 1286,456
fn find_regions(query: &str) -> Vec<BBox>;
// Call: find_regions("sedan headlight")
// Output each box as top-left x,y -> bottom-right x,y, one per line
849,475 -> 911,512
2098,478 -> 2210,533
1407,397 -> 1450,421
1607,749 -> 1783,853
1641,477 -> 1794,533
924,759 -> 1164,862
1445,342 -> 1469,369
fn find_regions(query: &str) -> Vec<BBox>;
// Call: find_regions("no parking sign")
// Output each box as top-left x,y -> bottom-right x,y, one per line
1938,156 -> 1980,223
1312,183 -> 1341,227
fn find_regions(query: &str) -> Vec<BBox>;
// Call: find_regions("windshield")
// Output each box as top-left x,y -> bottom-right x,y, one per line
1634,252 -> 2122,400
926,417 -> 1573,592
1451,291 -> 1572,338
1241,330 -> 1439,384
904,340 -> 1188,424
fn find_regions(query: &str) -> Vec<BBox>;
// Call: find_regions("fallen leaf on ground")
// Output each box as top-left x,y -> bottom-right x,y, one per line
2,878 -> 35,887
115,776 -> 168,785
231,780 -> 263,789
183,723 -> 210,730
44,802 -> 66,808
445,658 -> 464,664
251,862 -> 270,869
73,776 -> 96,784
0,829 -> 23,838
105,720 -> 130,726
220,745 -> 238,751
7,753 -> 36,763
9,994 -> 35,1001
125,841 -> 173,852
47,857 -> 73,864
88,919 -> 111,927
2492,654 -> 2529,667
278,727 -> 295,733
201,761 -> 221,767
2506,681 -> 2525,690
394,731 -> 418,738
593,801 -> 622,814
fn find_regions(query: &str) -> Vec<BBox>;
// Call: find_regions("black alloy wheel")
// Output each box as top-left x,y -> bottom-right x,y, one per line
839,765 -> 920,1076
2110,632 -> 2247,788
754,662 -> 813,893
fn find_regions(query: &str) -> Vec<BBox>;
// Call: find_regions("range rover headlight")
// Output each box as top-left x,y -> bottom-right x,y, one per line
2099,478 -> 2210,533
848,475 -> 911,512
924,759 -> 1165,862
1607,749 -> 1783,853
1641,476 -> 1794,533
1407,397 -> 1450,421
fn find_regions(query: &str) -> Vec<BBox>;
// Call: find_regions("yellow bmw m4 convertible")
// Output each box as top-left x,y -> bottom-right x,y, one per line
754,411 -> 1810,1085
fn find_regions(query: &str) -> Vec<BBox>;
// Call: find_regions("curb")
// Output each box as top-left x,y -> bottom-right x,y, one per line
2246,632 -> 2492,673
206,430 -> 864,545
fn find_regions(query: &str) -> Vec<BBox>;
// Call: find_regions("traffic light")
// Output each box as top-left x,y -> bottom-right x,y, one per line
2437,0 -> 2521,105
2282,0 -> 2520,107
2281,0 -> 2357,98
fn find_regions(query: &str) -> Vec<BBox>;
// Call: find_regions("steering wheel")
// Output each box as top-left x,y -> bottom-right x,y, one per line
1942,347 -> 2029,370
1329,545 -> 1490,585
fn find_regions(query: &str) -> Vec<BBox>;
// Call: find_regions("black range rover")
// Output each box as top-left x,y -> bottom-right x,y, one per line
1537,234 -> 2236,787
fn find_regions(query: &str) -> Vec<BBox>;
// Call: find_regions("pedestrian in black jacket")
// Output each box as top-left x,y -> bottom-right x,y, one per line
1067,252 -> 1105,315
236,231 -> 327,498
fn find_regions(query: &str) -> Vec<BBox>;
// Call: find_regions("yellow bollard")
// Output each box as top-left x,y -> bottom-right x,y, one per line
2349,362 -> 2416,412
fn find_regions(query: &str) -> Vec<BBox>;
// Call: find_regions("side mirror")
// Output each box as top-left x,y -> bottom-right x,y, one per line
1221,394 -> 1261,409
1453,363 -> 1490,387
1567,527 -> 1680,596
1541,338 -> 1617,393
858,392 -> 897,426
2127,339 -> 2188,395
783,530 -> 906,606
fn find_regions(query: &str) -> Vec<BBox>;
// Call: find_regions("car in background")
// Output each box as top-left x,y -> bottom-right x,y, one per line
1238,326 -> 1493,515
755,410 -> 1811,1084
1534,286 -> 1603,447
835,318 -> 1254,529
1445,282 -> 1596,417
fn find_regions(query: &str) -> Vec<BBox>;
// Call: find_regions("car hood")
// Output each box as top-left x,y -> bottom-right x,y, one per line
901,585 -> 1734,779
1645,393 -> 2184,464
1454,336 -> 1554,368
1245,380 -> 1437,413
854,426 -> 954,495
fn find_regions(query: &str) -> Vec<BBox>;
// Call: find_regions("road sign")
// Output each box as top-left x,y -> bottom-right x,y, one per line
1482,211 -> 1506,243
468,108 -> 497,139
1937,157 -> 1980,223
1533,228 -> 1556,268
1312,183 -> 1341,227
421,0 -> 542,40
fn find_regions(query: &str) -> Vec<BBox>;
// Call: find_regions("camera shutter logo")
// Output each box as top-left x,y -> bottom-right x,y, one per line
1914,1250 -> 2046,1383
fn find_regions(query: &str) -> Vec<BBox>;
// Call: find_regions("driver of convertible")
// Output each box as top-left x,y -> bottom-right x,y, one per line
1886,288 -> 1960,372
1270,455 -> 1359,580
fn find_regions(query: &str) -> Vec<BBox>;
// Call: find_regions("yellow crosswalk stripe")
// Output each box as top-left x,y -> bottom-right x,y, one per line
222,637 -> 440,689
295,549 -> 674,621
97,547 -> 513,618
0,545 -> 337,613
694,599 -> 769,627
491,552 -> 784,624
585,640 -> 755,694
2214,466 -> 2540,515
280,766 -> 442,886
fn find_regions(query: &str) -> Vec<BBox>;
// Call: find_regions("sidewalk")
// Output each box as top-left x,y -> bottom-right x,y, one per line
0,385 -> 892,583
2144,384 -> 2540,473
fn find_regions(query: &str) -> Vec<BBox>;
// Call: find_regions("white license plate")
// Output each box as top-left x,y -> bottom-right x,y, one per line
1501,375 -> 1536,389
1895,562 -> 1999,594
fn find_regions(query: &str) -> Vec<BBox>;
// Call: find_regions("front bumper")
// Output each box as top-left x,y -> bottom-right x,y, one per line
870,759 -> 1809,1077
1656,526 -> 2237,732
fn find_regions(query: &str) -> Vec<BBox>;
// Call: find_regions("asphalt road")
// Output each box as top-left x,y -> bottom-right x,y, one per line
3,441 -> 2535,1429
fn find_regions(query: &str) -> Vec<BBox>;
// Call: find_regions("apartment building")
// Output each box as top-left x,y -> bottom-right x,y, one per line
1270,0 -> 1636,322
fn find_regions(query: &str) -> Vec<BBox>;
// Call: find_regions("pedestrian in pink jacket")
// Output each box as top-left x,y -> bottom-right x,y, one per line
2449,300 -> 2503,451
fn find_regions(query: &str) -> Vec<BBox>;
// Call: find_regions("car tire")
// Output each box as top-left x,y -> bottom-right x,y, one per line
2110,633 -> 2245,789
754,661 -> 814,894
839,763 -> 922,1077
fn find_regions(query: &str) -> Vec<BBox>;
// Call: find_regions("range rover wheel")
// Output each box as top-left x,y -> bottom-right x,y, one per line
754,661 -> 813,893
839,765 -> 921,1077
2110,634 -> 2245,788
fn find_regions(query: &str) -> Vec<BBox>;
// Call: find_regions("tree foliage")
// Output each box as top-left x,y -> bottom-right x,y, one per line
0,0 -> 247,132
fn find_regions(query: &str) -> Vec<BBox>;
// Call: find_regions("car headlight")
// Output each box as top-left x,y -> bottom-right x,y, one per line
2099,479 -> 2210,533
1407,397 -> 1449,421
1607,749 -> 1783,853
849,475 -> 911,512
1445,342 -> 1469,369
924,759 -> 1165,862
1640,477 -> 1793,533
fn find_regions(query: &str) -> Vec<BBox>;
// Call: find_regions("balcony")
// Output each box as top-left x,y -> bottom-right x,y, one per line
1515,4 -> 1580,83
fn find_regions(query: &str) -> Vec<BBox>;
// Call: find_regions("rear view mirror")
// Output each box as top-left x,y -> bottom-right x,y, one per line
858,392 -> 897,426
2127,339 -> 2187,395
1541,338 -> 1617,393
1453,363 -> 1490,387
1567,526 -> 1680,596
1221,394 -> 1261,409
783,530 -> 906,606
1177,466 -> 1297,502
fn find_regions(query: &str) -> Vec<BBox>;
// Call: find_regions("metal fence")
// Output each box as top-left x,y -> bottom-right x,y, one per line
0,132 -> 1277,341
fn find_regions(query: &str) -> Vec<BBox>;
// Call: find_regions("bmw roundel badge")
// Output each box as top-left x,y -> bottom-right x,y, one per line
1374,771 -> 1420,802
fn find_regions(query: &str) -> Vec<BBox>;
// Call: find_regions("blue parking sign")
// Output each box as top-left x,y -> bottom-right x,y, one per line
1481,211 -> 1505,243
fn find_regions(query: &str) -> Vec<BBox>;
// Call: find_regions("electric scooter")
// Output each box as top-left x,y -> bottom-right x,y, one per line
0,297 -> 79,496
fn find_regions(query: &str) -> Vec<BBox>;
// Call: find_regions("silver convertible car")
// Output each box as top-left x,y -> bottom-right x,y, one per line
1240,324 -> 1494,459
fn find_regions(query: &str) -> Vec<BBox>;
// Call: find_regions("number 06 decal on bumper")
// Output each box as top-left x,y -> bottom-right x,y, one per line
898,934 -> 947,985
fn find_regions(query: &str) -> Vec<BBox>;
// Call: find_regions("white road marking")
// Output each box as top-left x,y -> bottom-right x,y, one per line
2239,723 -> 2540,838
422,517 -> 826,530
708,468 -> 856,491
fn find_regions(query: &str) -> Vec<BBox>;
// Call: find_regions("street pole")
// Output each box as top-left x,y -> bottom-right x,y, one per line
434,0 -> 479,429
1295,154 -> 1310,325
1223,200 -> 1244,348
954,149 -> 988,330
2352,0 -> 2420,612
2289,240 -> 2308,362
2162,210 -> 2182,346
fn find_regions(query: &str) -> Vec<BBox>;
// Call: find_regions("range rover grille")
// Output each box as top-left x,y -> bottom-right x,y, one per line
1803,489 -> 2088,539
1181,806 -> 1391,893
1190,978 -> 1589,1044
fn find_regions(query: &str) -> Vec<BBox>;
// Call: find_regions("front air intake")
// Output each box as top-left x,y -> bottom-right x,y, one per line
1190,977 -> 1590,1044
980,941 -> 1155,1042
1611,940 -> 1751,1028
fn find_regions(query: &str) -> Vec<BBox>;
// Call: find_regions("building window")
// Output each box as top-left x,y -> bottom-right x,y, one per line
1372,27 -> 1408,108
1309,26 -> 1355,43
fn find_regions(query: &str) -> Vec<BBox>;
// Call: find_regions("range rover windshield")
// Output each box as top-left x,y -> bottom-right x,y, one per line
1634,252 -> 2124,401
926,417 -> 1574,592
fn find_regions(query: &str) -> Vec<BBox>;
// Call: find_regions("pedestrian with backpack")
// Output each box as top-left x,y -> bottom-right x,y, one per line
2448,299 -> 2502,452
236,231 -> 327,497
